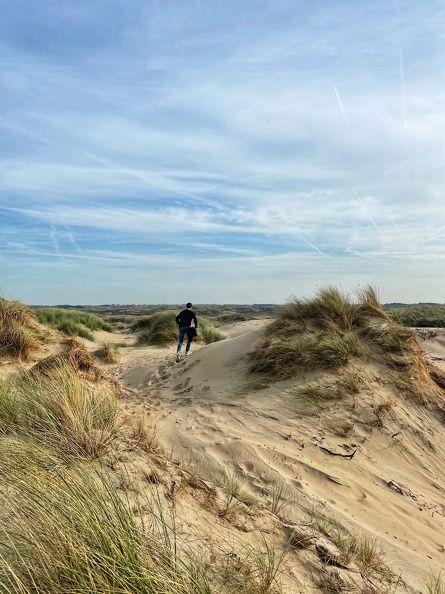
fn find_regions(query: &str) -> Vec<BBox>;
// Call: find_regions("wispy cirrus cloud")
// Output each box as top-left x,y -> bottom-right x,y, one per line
1,0 -> 445,303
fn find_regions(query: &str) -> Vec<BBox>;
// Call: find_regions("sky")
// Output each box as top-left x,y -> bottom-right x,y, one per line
1,0 -> 445,305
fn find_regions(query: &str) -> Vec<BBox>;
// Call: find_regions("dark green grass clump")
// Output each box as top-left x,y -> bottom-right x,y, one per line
387,304 -> 445,328
250,286 -> 412,380
0,298 -> 47,361
35,308 -> 114,340
133,311 -> 226,346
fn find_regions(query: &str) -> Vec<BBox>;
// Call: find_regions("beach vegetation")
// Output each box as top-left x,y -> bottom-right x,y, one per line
0,367 -> 119,458
0,298 -> 47,360
249,285 -> 445,406
134,311 -> 226,346
94,341 -> 121,363
0,443 -> 214,594
35,307 -> 113,340
387,304 -> 445,328
426,571 -> 445,594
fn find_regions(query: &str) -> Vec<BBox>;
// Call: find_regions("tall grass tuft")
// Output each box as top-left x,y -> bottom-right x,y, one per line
0,298 -> 46,360
0,367 -> 119,458
199,319 -> 227,344
0,444 -> 213,594
94,342 -> 121,363
134,311 -> 226,346
249,284 -> 424,380
135,311 -> 179,346
35,307 -> 113,339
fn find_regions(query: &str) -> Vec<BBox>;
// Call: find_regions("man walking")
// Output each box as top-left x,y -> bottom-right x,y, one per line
176,302 -> 198,361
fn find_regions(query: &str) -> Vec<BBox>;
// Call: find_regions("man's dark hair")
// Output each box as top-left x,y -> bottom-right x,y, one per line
186,302 -> 192,309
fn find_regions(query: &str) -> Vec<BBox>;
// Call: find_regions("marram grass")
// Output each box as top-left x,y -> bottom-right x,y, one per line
134,311 -> 226,346
0,442 -> 213,594
0,367 -> 119,458
250,285 -> 414,380
0,298 -> 47,360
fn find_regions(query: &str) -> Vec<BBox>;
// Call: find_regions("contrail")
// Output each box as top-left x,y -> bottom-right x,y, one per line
354,191 -> 382,235
395,0 -> 407,133
296,235 -> 328,257
64,225 -> 82,253
50,224 -> 61,256
334,86 -> 351,131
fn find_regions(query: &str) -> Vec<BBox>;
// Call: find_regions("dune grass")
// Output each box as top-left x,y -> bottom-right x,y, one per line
94,342 -> 121,363
249,285 -> 416,381
0,367 -> 119,458
0,442 -> 213,594
133,311 -> 226,346
0,298 -> 47,360
35,307 -> 113,340
387,304 -> 445,328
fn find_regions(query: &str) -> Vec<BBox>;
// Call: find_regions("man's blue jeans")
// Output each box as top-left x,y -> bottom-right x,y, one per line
177,326 -> 193,354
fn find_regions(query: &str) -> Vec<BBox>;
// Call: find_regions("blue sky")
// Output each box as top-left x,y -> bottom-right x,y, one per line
1,0 -> 445,305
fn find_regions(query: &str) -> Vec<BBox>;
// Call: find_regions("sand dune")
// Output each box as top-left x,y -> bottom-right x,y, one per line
89,320 -> 445,593
6,318 -> 445,592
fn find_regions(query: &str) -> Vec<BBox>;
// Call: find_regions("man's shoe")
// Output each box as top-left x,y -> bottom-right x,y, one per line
186,351 -> 192,356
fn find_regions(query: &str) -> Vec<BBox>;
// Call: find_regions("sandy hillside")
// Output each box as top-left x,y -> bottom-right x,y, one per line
6,318 -> 445,593
69,320 -> 445,594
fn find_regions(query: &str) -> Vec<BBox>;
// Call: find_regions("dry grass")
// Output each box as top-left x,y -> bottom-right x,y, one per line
210,539 -> 285,594
94,342 -> 121,363
324,417 -> 354,437
249,286 -> 445,411
0,367 -> 120,458
31,338 -> 120,391
0,298 -> 47,361
130,410 -> 163,454
0,442 -> 214,594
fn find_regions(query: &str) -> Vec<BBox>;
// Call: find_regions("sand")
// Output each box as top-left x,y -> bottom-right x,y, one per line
6,321 -> 445,592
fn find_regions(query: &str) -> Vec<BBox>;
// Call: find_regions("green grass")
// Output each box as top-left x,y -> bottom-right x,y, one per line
0,443 -> 213,594
133,311 -> 226,347
0,367 -> 119,458
249,285 -> 414,380
35,307 -> 114,339
134,311 -> 179,346
387,304 -> 445,328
